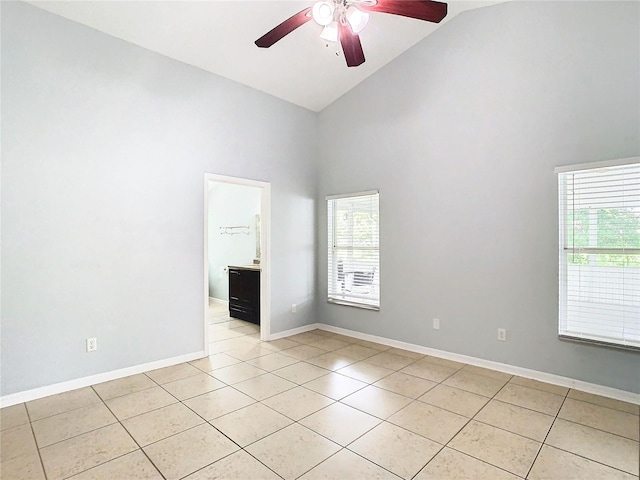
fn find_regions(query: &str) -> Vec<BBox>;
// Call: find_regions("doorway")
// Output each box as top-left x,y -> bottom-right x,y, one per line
203,174 -> 271,355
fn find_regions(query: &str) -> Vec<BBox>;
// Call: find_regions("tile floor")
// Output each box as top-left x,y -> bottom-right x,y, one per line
1,303 -> 639,479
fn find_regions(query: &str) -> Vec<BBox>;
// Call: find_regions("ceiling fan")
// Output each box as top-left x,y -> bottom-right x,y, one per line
255,0 -> 448,67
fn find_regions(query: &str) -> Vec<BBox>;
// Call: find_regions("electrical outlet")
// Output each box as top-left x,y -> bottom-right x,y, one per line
291,304 -> 297,313
497,329 -> 507,342
433,318 -> 440,330
86,337 -> 97,352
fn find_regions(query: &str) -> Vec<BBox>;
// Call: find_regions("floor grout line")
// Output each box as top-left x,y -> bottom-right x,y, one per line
523,383 -> 570,479
96,383 -> 168,480
25,408 -> 50,480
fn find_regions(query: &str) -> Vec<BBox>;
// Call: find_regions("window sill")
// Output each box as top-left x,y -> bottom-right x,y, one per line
328,298 -> 380,311
559,334 -> 639,353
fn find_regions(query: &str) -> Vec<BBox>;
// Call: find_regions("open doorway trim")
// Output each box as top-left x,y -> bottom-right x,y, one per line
203,173 -> 271,354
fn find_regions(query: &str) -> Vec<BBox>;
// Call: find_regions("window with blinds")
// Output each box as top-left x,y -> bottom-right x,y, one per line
556,158 -> 640,350
327,191 -> 380,310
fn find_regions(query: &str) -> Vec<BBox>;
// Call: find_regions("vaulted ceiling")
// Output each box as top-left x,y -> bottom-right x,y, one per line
29,1 -> 504,111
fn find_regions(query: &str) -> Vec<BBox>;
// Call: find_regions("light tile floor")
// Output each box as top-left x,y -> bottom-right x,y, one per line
1,308 -> 639,480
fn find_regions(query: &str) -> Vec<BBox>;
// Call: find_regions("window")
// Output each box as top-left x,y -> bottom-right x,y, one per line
327,191 -> 379,310
556,158 -> 640,350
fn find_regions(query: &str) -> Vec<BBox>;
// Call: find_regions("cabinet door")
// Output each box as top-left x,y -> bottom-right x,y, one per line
229,269 -> 243,306
245,270 -> 261,314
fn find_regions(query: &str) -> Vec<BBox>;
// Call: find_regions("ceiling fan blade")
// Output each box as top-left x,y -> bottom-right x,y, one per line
360,0 -> 447,23
338,22 -> 366,67
255,7 -> 313,48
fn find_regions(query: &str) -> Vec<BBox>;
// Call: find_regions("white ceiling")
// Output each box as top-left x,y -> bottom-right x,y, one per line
28,0 -> 504,111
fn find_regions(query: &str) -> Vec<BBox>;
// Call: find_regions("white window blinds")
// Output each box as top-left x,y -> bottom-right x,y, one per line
327,191 -> 380,310
556,158 -> 640,350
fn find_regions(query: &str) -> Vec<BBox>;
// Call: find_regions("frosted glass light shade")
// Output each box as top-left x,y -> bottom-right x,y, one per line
346,8 -> 369,34
312,1 -> 335,26
320,22 -> 338,42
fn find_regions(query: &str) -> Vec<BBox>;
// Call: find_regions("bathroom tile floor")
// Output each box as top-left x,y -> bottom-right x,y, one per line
2,307 -> 639,479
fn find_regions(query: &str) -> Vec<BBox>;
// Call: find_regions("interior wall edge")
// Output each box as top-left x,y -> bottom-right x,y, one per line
267,323 -> 323,341
3,323 -> 637,409
0,350 -> 204,408
318,324 -> 640,405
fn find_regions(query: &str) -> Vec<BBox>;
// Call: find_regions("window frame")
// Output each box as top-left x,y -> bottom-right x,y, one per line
555,157 -> 640,351
327,190 -> 380,311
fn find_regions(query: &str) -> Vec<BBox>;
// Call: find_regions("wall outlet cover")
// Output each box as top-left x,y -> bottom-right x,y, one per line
86,337 -> 97,352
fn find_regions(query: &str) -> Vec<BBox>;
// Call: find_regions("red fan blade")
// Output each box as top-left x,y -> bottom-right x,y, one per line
360,0 -> 447,23
339,22 -> 365,67
255,7 -> 313,48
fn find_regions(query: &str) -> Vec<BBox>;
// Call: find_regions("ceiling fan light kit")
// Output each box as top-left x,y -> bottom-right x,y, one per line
312,1 -> 336,26
255,0 -> 448,68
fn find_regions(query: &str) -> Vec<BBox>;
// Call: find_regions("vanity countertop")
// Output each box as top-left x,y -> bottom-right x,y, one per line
228,265 -> 261,271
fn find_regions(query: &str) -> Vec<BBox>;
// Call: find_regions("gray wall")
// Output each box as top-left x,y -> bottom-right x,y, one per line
317,1 -> 640,393
1,2 -> 317,396
208,182 -> 261,301
2,0 -> 639,398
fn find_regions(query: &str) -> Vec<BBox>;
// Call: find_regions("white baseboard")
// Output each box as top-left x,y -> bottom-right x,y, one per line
267,323 -> 321,341
209,297 -> 228,306
0,350 -> 205,408
318,324 -> 640,405
4,322 -> 638,408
